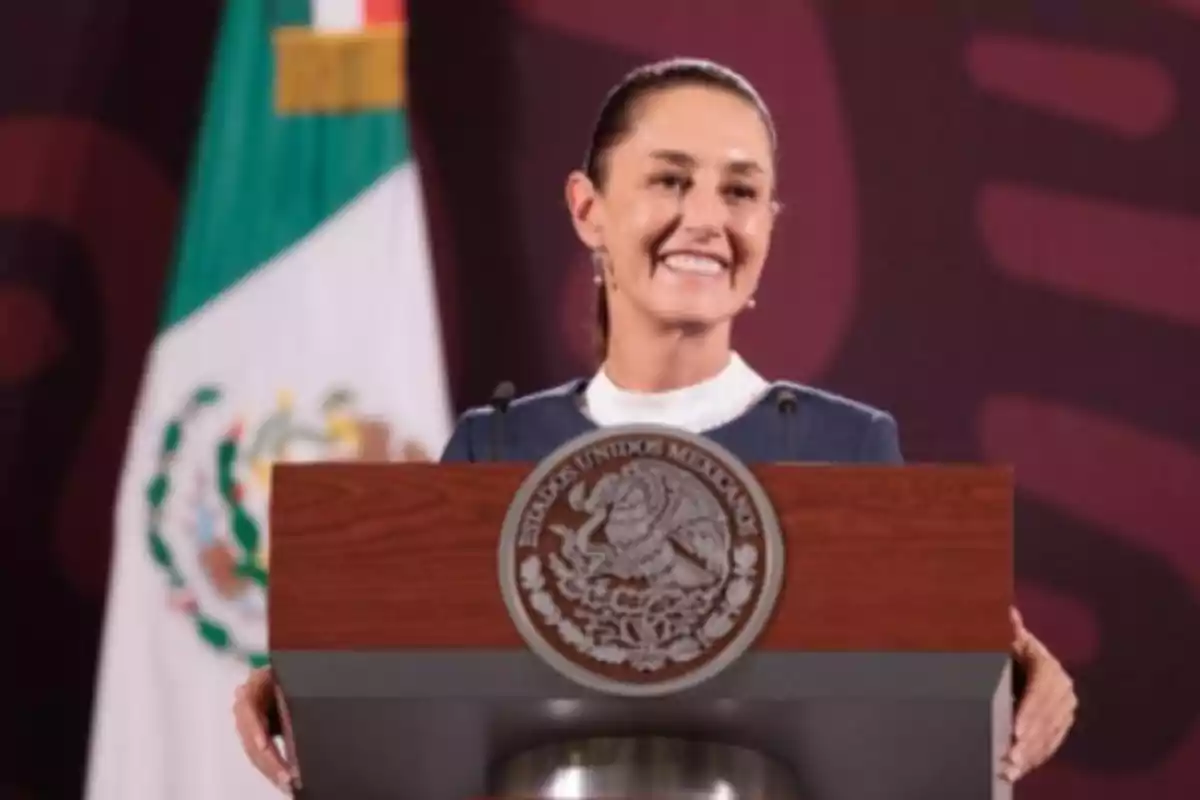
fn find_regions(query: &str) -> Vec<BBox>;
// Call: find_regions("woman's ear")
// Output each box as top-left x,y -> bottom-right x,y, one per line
565,170 -> 605,250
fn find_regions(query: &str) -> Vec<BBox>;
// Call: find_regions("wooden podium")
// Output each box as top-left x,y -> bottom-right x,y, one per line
269,461 -> 1014,799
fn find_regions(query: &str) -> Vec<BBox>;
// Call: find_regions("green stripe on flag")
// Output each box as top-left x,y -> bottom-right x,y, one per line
161,0 -> 410,330
273,0 -> 312,27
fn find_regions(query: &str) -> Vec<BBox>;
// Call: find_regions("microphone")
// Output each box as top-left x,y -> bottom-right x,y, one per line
489,380 -> 516,461
775,388 -> 798,415
775,388 -> 799,459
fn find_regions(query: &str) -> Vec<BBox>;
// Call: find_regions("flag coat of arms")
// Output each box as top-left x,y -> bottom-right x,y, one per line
85,1 -> 451,797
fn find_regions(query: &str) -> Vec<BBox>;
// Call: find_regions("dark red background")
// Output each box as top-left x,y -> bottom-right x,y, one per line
1,1 -> 1197,797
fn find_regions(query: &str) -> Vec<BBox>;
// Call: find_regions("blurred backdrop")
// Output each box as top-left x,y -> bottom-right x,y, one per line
1,0 -> 1197,798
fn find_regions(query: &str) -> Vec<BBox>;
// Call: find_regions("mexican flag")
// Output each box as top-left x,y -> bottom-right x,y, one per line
84,1 -> 451,797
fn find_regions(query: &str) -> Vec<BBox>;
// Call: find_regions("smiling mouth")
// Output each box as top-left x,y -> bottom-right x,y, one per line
656,252 -> 729,277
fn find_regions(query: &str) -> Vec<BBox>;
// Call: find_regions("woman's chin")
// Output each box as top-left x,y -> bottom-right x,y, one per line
652,307 -> 737,334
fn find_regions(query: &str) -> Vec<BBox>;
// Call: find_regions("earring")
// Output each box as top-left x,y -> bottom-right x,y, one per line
591,247 -> 609,287
746,297 -> 757,309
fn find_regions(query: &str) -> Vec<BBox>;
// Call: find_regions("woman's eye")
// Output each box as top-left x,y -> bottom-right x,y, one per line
652,174 -> 688,190
725,184 -> 759,201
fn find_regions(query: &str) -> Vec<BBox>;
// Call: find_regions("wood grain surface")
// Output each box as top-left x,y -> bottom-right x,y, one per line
269,463 -> 1012,652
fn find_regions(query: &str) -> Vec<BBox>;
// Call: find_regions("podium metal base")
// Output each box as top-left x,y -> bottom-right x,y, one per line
275,650 -> 1012,799
491,737 -> 801,799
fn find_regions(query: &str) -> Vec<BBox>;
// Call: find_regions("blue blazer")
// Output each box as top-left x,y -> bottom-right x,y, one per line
439,379 -> 903,465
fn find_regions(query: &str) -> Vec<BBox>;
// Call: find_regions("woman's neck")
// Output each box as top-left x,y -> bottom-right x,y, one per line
601,324 -> 733,393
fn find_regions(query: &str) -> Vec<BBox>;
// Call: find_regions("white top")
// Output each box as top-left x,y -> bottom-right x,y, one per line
583,352 -> 770,433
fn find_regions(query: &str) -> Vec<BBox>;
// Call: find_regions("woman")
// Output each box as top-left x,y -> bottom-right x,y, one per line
234,56 -> 1077,791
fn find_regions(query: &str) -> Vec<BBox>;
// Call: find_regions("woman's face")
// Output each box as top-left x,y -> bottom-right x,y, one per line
568,84 -> 777,333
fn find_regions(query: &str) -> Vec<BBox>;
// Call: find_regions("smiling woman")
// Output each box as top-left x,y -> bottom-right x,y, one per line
568,59 -> 779,380
230,56 -> 1077,795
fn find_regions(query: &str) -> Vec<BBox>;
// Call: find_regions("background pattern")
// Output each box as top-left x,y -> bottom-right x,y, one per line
0,1 -> 1196,797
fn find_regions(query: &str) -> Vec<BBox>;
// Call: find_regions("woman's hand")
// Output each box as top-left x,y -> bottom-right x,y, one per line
1002,607 -> 1078,781
233,666 -> 297,792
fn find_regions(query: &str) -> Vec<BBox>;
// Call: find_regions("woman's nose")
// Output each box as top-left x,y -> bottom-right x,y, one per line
679,187 -> 730,232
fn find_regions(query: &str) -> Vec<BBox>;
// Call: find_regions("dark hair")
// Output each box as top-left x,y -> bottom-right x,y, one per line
581,57 -> 777,361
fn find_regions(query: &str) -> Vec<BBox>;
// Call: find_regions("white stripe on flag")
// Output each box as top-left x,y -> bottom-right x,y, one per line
312,0 -> 363,31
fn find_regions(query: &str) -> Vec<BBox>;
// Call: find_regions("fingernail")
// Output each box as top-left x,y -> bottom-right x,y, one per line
276,772 -> 292,791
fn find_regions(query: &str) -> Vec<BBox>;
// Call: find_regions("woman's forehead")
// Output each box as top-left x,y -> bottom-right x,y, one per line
617,87 -> 774,171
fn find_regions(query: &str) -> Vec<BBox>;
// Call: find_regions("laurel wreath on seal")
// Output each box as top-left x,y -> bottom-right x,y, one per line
145,386 -> 269,668
518,480 -> 760,673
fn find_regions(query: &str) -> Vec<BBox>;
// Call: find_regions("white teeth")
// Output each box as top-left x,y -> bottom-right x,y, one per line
660,253 -> 724,276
